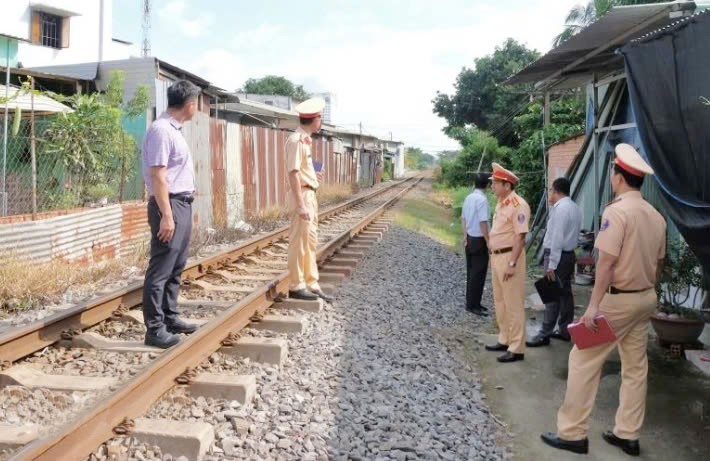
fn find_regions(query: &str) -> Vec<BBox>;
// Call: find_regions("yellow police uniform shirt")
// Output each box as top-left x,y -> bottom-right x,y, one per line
489,191 -> 531,250
285,127 -> 319,190
595,190 -> 666,290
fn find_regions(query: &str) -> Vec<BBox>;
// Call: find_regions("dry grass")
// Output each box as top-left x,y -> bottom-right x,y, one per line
246,205 -> 289,234
258,204 -> 287,221
429,189 -> 454,208
0,247 -> 148,315
317,183 -> 353,206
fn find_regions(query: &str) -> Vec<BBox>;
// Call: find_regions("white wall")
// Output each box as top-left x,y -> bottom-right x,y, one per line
0,0 -> 129,67
393,145 -> 405,178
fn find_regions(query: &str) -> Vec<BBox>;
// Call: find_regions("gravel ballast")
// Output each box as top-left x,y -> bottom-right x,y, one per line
162,211 -> 508,460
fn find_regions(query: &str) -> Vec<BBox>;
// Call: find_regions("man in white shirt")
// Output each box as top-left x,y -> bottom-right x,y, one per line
528,177 -> 582,347
461,173 -> 491,316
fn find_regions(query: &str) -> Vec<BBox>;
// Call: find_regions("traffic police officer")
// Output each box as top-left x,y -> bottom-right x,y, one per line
286,97 -> 333,302
542,144 -> 666,456
485,163 -> 531,363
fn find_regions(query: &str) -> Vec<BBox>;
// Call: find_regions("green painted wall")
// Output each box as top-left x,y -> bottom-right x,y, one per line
0,37 -> 19,68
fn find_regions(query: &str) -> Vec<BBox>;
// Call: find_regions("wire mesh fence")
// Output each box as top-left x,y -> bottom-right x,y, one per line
0,111 -> 145,218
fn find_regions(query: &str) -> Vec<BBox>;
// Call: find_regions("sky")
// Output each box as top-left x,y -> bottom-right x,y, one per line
113,0 -> 581,153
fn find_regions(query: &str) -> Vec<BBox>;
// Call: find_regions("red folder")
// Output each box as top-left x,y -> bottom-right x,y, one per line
568,315 -> 617,349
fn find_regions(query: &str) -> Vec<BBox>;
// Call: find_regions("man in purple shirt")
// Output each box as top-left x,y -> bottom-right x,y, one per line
141,80 -> 200,348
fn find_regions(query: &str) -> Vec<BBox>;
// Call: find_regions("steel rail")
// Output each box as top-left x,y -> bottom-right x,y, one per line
11,177 -> 420,461
0,179 -> 412,364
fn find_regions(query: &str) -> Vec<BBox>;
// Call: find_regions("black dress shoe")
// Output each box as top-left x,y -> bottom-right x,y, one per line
145,328 -> 181,349
603,431 -> 640,456
166,318 -> 198,334
309,289 -> 334,303
526,335 -> 551,347
466,306 -> 488,316
497,351 -> 524,363
289,289 -> 319,300
551,331 -> 571,342
540,432 -> 589,454
485,342 -> 508,352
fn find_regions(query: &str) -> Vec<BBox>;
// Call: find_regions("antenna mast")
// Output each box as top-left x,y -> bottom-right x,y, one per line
142,0 -> 151,57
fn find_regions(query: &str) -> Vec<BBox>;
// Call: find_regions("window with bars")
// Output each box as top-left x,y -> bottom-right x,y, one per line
40,12 -> 62,48
31,11 -> 70,49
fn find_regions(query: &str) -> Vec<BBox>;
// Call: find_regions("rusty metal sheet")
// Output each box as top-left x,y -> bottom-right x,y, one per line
120,202 -> 149,258
277,131 -> 287,205
241,125 -> 256,217
0,205 -> 122,263
256,127 -> 268,212
210,119 -> 227,228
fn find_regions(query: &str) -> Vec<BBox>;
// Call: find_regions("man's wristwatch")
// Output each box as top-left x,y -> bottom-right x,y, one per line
508,261 -> 516,268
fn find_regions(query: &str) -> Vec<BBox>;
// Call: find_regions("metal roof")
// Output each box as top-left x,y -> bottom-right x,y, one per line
28,57 -> 216,88
0,33 -> 30,43
0,83 -> 73,114
506,1 -> 697,89
27,62 -> 98,80
218,98 -> 381,139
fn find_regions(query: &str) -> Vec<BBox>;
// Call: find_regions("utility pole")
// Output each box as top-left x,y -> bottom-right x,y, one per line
544,91 -> 551,126
142,0 -> 152,57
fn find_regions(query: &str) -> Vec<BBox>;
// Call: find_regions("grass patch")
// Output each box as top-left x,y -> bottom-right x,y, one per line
395,183 -> 498,254
395,195 -> 463,254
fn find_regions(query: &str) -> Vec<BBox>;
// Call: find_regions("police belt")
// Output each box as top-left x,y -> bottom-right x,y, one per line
489,246 -> 512,255
608,286 -> 653,295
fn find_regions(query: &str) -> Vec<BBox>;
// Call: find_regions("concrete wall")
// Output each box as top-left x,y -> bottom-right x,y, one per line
0,0 -> 131,67
394,145 -> 405,178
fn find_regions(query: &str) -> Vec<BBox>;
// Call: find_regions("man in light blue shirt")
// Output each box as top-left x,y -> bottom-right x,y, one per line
527,177 -> 582,347
461,173 -> 491,316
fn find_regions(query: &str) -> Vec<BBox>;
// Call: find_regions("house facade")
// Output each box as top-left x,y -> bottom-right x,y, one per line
0,0 -> 134,68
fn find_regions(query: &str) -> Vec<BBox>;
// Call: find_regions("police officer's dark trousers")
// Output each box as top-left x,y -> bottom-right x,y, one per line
541,249 -> 576,338
143,196 -> 192,332
465,235 -> 489,310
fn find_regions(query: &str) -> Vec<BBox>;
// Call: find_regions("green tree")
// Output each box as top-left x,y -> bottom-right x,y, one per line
40,71 -> 149,205
432,39 -> 539,147
509,97 -> 585,207
438,128 -> 511,187
553,0 -> 669,46
404,147 -> 435,170
240,75 -> 309,101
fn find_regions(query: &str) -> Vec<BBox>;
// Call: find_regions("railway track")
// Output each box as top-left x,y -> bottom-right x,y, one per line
0,177 -> 420,461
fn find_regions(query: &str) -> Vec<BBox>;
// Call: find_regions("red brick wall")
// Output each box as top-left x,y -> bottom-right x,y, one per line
548,135 -> 585,182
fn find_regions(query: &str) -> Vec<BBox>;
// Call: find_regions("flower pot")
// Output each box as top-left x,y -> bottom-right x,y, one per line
650,314 -> 705,345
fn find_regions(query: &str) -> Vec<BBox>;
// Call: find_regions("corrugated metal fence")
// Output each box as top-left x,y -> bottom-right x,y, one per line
0,202 -> 148,263
239,126 -> 357,217
1,120 -> 360,262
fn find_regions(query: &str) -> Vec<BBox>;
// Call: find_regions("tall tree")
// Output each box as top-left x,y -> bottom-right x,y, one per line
404,147 -> 435,170
509,97 -> 585,207
432,39 -> 539,147
240,75 -> 309,101
553,0 -> 669,47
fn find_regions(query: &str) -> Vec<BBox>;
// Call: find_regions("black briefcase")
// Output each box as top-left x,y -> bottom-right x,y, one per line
534,275 -> 563,304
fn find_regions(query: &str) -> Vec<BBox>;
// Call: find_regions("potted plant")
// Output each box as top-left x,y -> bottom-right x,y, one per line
651,237 -> 706,345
